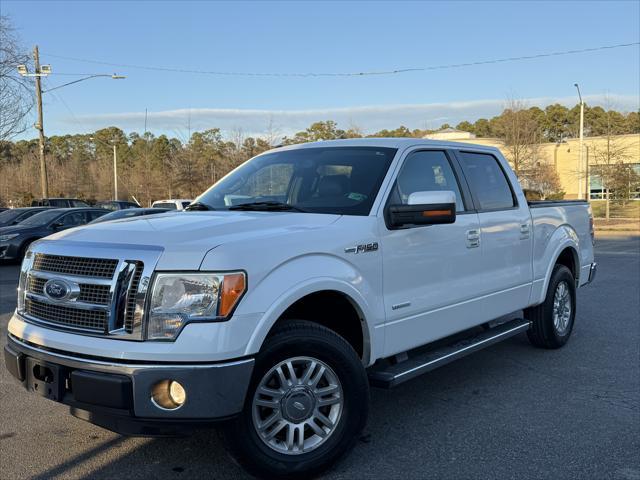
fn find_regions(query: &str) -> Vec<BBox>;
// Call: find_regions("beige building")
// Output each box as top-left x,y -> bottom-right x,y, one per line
424,130 -> 640,200
424,128 -> 476,141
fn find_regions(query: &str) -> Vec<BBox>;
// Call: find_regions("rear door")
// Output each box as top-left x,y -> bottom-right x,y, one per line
454,150 -> 533,318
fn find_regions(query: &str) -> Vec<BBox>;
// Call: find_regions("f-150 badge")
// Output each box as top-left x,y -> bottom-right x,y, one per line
345,242 -> 379,254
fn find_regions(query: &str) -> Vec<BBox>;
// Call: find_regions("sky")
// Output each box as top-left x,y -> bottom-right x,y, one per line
3,0 -> 640,140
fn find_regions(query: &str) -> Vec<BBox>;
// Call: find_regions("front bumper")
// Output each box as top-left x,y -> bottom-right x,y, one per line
4,335 -> 254,436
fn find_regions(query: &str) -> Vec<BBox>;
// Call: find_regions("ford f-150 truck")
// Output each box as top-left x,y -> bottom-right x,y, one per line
4,139 -> 596,478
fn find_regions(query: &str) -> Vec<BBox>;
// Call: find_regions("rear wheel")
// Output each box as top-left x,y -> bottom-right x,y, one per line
526,264 -> 576,349
221,320 -> 369,479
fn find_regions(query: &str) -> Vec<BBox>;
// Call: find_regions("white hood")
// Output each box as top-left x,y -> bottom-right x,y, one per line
41,211 -> 341,269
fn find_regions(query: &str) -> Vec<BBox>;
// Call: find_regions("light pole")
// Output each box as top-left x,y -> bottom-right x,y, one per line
574,83 -> 586,200
90,136 -> 119,200
113,144 -> 118,200
17,45 -> 125,199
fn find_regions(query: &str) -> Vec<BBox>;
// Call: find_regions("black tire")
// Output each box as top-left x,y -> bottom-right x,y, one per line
221,320 -> 369,479
525,264 -> 576,349
18,238 -> 37,259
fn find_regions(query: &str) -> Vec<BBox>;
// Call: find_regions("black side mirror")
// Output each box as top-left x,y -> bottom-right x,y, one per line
51,221 -> 64,230
388,191 -> 457,228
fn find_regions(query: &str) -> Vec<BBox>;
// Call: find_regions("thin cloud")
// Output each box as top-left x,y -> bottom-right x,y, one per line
66,94 -> 639,138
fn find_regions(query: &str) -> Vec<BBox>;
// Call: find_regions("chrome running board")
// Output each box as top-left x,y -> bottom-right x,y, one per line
368,318 -> 531,388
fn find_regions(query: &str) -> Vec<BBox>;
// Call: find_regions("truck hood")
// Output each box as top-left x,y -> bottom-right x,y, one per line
41,211 -> 341,269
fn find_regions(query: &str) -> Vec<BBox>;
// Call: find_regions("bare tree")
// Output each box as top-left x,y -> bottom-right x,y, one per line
586,97 -> 636,219
589,135 -> 635,219
495,98 -> 541,181
263,114 -> 281,147
0,15 -> 34,140
522,163 -> 564,200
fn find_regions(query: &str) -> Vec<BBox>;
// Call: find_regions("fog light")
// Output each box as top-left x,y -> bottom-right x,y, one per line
151,380 -> 187,410
169,380 -> 186,405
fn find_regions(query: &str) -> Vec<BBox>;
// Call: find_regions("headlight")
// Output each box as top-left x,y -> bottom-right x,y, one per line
0,233 -> 19,242
147,272 -> 246,340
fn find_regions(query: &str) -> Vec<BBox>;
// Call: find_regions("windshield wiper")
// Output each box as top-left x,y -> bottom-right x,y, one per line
185,202 -> 216,211
228,201 -> 307,212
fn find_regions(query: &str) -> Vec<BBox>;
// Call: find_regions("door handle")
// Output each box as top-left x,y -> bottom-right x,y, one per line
520,223 -> 531,239
466,229 -> 480,248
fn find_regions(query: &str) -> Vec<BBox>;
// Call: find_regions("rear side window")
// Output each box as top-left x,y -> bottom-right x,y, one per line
59,211 -> 86,227
458,152 -> 516,210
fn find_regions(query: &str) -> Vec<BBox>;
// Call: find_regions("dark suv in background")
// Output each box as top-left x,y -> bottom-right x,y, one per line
31,198 -> 90,208
94,200 -> 140,211
0,208 -> 107,261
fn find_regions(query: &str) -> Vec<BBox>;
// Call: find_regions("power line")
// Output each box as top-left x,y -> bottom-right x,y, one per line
42,42 -> 639,78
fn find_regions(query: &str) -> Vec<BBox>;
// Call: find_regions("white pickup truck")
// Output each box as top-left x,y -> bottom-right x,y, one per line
5,139 -> 596,478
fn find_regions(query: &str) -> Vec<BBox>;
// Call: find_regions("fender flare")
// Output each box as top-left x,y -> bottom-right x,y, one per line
244,276 -> 376,366
533,224 -> 580,306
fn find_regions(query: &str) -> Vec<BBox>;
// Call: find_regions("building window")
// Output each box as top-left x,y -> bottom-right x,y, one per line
590,163 -> 640,201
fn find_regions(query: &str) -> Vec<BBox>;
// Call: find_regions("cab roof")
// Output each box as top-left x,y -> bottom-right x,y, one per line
276,137 -> 502,154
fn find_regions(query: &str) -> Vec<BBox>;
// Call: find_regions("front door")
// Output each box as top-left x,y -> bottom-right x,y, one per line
379,149 -> 484,356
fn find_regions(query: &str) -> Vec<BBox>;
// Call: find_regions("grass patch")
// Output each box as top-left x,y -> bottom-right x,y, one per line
590,201 -> 640,219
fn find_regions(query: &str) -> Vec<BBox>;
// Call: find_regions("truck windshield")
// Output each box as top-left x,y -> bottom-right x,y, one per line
193,146 -> 397,215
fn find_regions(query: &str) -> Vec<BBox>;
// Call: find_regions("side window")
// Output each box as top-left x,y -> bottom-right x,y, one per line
393,150 -> 465,212
59,211 -> 86,227
88,210 -> 106,221
458,152 -> 516,211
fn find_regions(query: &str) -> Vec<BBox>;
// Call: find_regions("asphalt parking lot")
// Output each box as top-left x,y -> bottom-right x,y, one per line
1,234 -> 638,480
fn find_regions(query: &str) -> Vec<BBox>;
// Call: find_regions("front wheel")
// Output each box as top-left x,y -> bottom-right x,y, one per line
221,320 -> 369,479
526,264 -> 577,349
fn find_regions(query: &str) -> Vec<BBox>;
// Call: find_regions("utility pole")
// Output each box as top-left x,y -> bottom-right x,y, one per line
113,144 -> 118,200
33,46 -> 49,198
18,52 -> 125,202
574,83 -> 586,200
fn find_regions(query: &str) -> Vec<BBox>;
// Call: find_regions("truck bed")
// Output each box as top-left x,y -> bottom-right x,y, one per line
529,199 -> 594,303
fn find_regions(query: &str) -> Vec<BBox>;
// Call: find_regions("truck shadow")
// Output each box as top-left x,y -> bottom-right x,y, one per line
29,336 -> 538,480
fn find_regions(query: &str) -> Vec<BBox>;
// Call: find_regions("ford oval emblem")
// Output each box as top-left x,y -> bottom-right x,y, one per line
43,279 -> 71,301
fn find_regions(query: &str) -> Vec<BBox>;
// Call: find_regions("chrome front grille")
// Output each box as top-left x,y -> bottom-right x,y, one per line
78,284 -> 112,305
33,253 -> 118,278
24,297 -> 108,332
19,248 -> 159,341
28,276 -> 111,305
124,262 -> 144,333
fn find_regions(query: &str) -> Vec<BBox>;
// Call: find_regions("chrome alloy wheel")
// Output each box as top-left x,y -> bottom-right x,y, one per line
251,356 -> 343,455
553,280 -> 572,335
